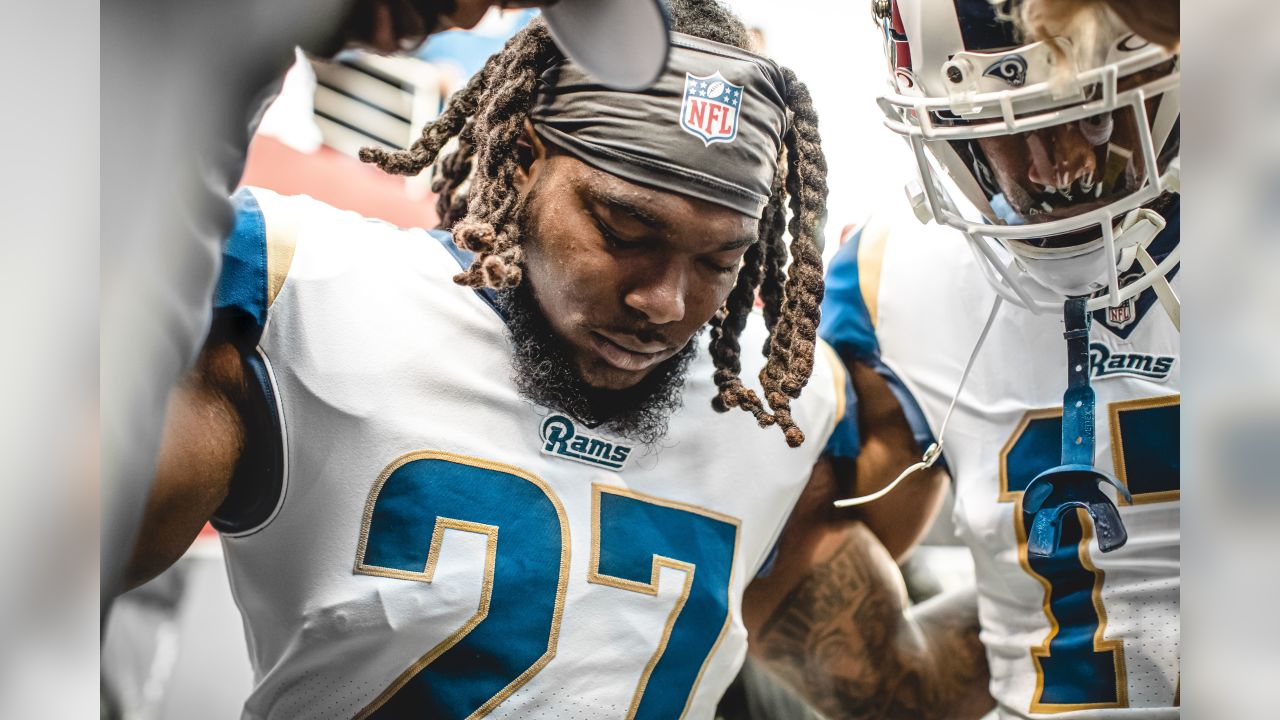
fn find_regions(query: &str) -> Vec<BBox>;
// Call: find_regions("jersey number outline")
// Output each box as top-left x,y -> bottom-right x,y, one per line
999,395 -> 1179,713
589,483 -> 740,720
353,451 -> 740,720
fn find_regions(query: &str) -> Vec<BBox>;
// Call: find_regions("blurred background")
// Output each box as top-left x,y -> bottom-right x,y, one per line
165,1 -> 920,253
1179,0 -> 1280,718
0,0 -> 1273,716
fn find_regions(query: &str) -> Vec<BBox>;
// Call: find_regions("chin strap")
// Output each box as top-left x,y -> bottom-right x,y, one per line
1021,296 -> 1131,557
834,296 -> 1003,509
1094,208 -> 1180,331
1136,244 -> 1181,331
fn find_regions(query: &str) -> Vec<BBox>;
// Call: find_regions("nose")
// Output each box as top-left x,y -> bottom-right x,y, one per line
623,261 -> 688,326
1025,123 -> 1098,192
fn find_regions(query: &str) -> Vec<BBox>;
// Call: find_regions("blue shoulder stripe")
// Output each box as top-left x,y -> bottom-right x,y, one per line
818,227 -> 947,471
214,189 -> 269,335
820,228 -> 880,362
210,189 -> 286,535
821,347 -> 861,463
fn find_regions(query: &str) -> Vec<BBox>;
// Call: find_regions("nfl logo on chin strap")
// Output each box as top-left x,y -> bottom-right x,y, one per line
680,71 -> 743,146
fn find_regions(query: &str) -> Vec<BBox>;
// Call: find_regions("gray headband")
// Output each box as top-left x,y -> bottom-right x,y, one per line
530,32 -> 789,218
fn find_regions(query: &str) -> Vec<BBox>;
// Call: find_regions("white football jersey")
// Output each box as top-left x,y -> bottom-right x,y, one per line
210,188 -> 854,720
820,197 -> 1180,719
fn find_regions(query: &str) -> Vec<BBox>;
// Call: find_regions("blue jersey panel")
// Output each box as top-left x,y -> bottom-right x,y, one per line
820,228 -> 942,465
822,369 -> 860,462
214,188 -> 269,333
820,228 -> 880,363
209,188 -> 285,534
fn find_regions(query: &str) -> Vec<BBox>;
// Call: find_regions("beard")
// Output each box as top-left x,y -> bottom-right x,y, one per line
496,281 -> 701,447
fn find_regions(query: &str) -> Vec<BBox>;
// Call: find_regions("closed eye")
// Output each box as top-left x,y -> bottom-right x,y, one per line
596,219 -> 645,250
702,257 -> 740,275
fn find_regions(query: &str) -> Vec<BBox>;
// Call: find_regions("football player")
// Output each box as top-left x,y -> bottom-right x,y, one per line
120,2 -> 949,717
101,0 -> 670,611
774,0 -> 1180,718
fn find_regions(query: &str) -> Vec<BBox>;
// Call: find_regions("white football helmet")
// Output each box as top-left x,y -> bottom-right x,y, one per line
873,0 -> 1180,318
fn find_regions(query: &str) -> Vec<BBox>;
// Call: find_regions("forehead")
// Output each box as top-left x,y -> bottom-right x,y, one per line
540,153 -> 757,246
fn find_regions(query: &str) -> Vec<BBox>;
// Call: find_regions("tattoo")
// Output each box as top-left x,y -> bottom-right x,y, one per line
754,531 -> 992,720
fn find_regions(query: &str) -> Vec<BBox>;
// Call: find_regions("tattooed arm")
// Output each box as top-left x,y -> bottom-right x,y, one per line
738,361 -> 992,718
742,502 -> 992,719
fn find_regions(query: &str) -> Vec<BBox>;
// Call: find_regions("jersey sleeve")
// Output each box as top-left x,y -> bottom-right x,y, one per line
819,340 -> 860,462
820,226 -> 882,363
213,187 -> 298,347
752,342 -> 858,579
210,187 -> 297,535
818,223 -> 944,467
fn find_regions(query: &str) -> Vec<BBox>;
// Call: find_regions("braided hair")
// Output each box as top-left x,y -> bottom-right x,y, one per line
360,0 -> 828,447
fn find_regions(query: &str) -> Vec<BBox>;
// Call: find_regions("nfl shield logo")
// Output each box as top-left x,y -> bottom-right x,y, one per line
1107,299 -> 1135,329
680,72 -> 743,146
1101,270 -> 1141,331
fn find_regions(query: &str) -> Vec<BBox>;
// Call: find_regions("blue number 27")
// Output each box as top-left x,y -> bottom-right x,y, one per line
353,451 -> 739,719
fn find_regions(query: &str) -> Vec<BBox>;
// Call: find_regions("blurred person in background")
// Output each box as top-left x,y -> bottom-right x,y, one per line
101,0 -> 670,615
759,0 -> 1181,718
417,6 -> 541,91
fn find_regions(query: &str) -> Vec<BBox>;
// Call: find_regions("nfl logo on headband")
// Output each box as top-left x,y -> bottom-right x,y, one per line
680,71 -> 743,146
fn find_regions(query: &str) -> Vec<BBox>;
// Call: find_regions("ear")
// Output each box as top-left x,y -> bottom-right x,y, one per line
514,119 -> 549,195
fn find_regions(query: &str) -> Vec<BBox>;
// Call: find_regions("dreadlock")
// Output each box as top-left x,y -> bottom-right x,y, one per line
360,0 -> 828,447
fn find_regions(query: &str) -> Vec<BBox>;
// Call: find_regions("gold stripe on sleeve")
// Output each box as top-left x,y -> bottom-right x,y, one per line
856,218 -> 891,328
